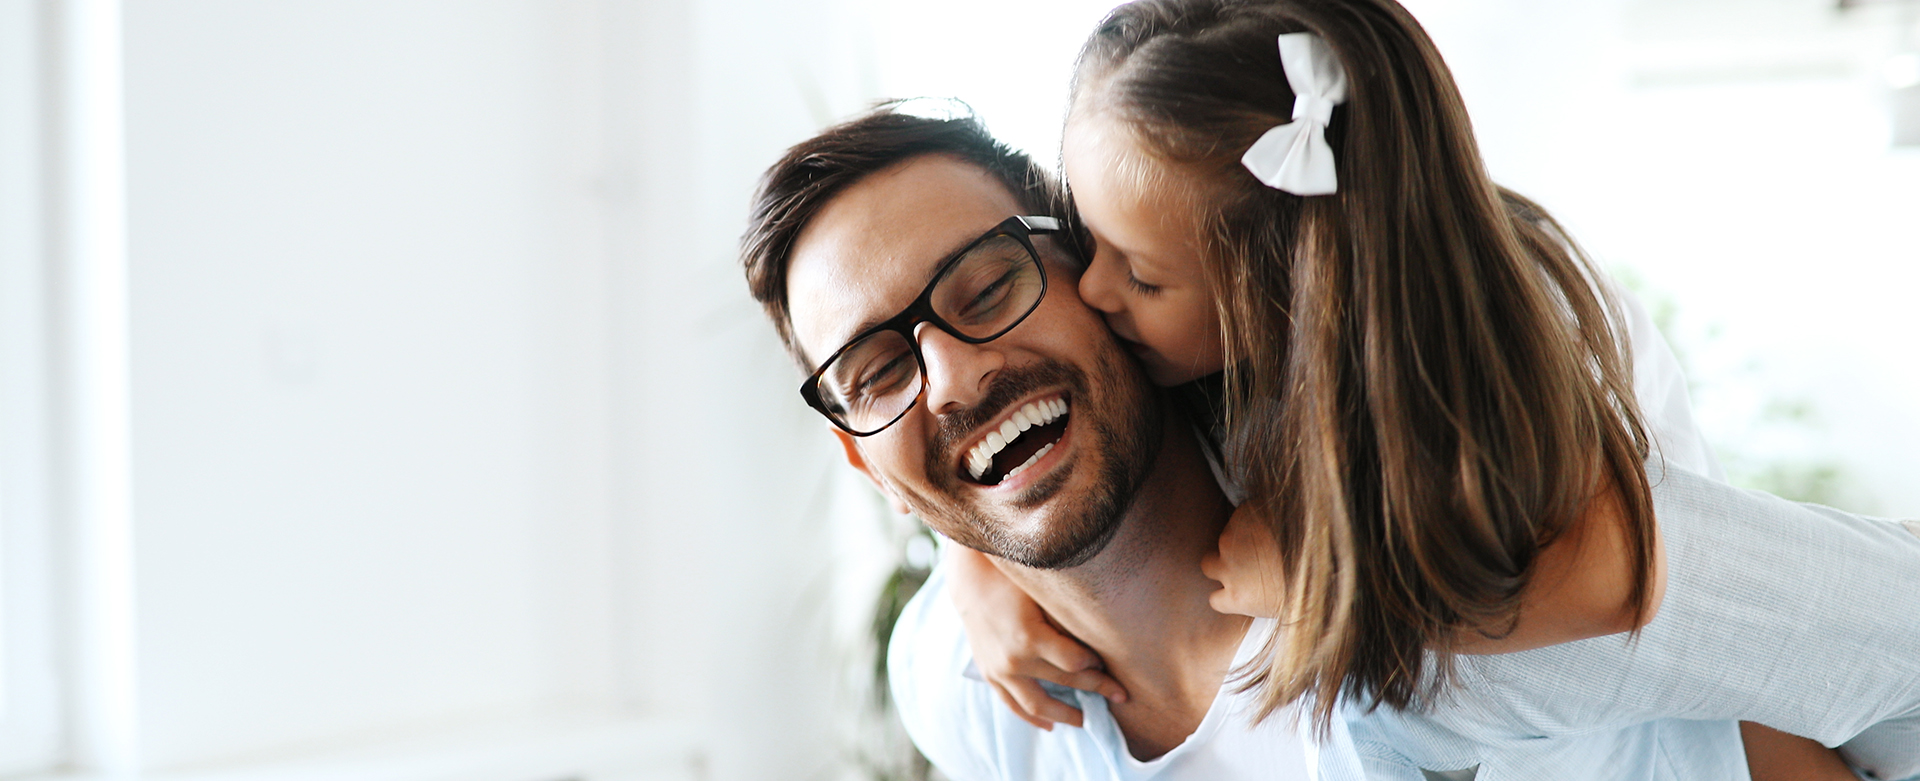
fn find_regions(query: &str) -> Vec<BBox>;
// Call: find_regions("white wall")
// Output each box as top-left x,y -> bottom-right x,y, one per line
0,0 -> 65,772
601,0 -> 869,775
105,0 -> 865,777
121,0 -> 621,768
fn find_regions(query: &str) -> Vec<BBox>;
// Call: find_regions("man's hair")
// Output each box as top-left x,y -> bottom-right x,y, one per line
742,103 -> 1073,369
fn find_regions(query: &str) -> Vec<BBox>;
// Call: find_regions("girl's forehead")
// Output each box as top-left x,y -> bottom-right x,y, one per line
1063,111 -> 1135,176
1064,115 -> 1179,210
1064,118 -> 1207,253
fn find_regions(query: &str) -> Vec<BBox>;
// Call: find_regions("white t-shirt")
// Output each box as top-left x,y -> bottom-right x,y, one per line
890,575 -> 1361,781
887,290 -> 1725,781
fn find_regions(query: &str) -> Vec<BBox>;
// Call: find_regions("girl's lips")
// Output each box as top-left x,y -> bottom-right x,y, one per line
1099,312 -> 1144,347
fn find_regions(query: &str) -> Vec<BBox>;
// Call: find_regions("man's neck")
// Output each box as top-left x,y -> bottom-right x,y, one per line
995,413 -> 1248,759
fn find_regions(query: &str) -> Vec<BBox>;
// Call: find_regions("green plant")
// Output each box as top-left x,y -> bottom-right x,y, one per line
1613,267 -> 1875,512
847,514 -> 939,781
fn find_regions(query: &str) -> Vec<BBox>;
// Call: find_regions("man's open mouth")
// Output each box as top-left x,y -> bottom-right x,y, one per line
962,395 -> 1070,486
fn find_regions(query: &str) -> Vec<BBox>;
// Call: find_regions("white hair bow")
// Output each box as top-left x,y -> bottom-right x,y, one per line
1240,32 -> 1348,196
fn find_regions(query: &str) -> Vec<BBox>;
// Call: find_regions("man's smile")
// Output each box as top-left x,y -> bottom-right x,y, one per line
959,393 -> 1073,487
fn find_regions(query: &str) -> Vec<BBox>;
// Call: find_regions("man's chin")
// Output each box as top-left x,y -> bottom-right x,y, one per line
926,503 -> 1119,571
1007,452 -> 1073,510
947,516 -> 1119,571
999,513 -> 1127,570
936,439 -> 1150,570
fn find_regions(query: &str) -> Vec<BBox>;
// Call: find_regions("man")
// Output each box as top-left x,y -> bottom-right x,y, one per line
740,106 -> 1750,780
743,107 -> 1325,776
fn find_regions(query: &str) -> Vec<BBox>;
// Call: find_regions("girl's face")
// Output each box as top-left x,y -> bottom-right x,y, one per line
1063,113 -> 1225,387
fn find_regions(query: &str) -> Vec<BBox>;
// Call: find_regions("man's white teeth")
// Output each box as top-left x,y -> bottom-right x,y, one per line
965,397 -> 1071,482
1002,442 -> 1055,482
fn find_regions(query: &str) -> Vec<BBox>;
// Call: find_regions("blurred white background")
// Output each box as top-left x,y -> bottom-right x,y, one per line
1,0 -> 1914,780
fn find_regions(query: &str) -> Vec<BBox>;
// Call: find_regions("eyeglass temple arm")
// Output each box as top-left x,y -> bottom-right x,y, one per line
1016,215 -> 1061,232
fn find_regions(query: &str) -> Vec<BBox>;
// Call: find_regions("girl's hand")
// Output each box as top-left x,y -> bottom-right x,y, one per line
1200,503 -> 1289,618
944,545 -> 1129,730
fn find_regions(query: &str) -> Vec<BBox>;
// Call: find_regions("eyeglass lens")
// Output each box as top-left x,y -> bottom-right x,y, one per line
817,234 -> 1044,433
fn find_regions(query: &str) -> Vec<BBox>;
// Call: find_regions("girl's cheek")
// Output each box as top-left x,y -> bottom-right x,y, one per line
1139,298 -> 1226,383
1180,294 -> 1226,375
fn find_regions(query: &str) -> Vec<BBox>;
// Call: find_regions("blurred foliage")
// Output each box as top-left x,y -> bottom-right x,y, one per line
870,562 -> 932,707
849,509 -> 940,781
1719,396 -> 1864,508
1612,267 -> 1874,511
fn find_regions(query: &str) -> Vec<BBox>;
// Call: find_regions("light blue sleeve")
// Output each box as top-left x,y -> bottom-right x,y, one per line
886,563 -> 1017,781
1343,717 -> 1444,781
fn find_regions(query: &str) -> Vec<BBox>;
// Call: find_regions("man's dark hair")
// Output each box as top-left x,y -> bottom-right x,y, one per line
742,102 -> 1073,369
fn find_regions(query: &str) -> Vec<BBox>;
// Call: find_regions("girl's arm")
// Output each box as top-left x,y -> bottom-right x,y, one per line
1205,483 -> 1665,655
1442,476 -> 1666,655
944,544 -> 1129,730
1741,722 -> 1862,781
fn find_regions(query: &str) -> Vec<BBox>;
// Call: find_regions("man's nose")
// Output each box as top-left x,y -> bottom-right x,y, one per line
1077,246 -> 1125,314
916,321 -> 1004,416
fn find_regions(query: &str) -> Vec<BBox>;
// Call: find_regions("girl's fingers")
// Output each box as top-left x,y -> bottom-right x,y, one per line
988,681 -> 1055,731
1021,633 -> 1121,706
996,678 -> 1086,729
1200,550 -> 1226,583
1028,637 -> 1128,703
1208,585 -> 1250,617
985,654 -> 1129,707
1045,667 -> 1129,704
1031,632 -> 1100,673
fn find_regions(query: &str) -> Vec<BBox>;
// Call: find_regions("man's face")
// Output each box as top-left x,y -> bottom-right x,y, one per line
786,154 -> 1164,569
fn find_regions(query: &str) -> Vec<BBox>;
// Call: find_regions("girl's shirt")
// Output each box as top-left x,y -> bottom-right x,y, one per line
1343,288 -> 1920,781
1357,460 -> 1920,781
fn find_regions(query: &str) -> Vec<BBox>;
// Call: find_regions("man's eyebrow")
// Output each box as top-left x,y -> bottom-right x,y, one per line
834,224 -> 992,344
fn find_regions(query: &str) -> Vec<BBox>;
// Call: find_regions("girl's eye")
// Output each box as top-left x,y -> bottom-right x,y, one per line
1127,270 -> 1163,296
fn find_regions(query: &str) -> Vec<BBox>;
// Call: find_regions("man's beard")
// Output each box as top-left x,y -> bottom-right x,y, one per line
905,345 -> 1162,570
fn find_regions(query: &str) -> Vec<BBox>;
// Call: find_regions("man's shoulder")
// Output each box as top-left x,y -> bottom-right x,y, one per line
887,567 -> 1394,781
889,563 -> 1132,781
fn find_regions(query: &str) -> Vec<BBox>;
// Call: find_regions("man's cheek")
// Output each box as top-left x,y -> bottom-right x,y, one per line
885,476 -> 950,528
875,481 -> 913,517
872,469 -> 928,518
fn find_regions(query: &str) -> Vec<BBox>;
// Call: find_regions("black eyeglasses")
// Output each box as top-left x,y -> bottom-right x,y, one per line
802,215 -> 1062,437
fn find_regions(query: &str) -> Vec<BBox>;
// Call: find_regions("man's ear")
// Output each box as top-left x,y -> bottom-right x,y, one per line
831,427 -> 913,516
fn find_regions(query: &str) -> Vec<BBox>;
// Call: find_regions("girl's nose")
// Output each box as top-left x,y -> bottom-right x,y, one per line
1078,246 -> 1126,315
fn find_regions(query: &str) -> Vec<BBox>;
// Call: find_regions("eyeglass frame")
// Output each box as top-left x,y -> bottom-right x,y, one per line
800,214 -> 1064,437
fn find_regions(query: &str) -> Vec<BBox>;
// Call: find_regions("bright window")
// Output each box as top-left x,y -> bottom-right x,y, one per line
0,0 -> 64,772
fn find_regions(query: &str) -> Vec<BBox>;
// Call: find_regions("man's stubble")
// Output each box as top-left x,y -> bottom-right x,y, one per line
896,340 -> 1164,570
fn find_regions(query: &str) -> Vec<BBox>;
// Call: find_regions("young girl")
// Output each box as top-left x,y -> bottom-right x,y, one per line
943,1 -> 1920,779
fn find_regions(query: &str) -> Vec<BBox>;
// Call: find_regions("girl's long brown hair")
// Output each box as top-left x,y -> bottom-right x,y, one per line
1071,0 -> 1656,729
